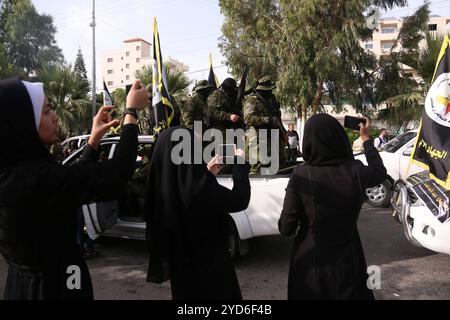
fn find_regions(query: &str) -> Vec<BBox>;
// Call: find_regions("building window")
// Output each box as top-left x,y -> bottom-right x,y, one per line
126,75 -> 130,80
121,80 -> 124,84
136,58 -> 140,63
381,28 -> 396,34
428,24 -> 437,31
107,70 -> 113,74
383,43 -> 393,49
126,51 -> 130,56
365,43 -> 373,49
121,57 -> 123,60
136,46 -> 140,51
126,64 -> 130,68
107,58 -> 113,63
108,81 -> 113,86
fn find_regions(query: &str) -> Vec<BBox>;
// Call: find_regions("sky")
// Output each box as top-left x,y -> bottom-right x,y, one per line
31,0 -> 450,91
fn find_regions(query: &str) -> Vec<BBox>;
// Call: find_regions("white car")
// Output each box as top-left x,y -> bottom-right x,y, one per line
61,134 -> 90,151
63,135 -> 291,259
392,171 -> 450,255
354,130 -> 422,207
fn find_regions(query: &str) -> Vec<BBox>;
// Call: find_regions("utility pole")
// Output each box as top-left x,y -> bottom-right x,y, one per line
90,0 -> 96,120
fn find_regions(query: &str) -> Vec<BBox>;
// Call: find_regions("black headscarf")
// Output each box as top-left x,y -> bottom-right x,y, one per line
0,77 -> 53,168
302,113 -> 354,167
145,126 -> 210,283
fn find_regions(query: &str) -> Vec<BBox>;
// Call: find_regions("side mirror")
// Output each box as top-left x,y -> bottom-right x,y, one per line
403,147 -> 413,157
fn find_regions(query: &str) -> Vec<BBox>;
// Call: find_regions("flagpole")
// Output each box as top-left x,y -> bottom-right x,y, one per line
90,0 -> 97,120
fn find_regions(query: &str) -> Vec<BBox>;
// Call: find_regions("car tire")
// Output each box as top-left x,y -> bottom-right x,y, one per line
366,180 -> 392,208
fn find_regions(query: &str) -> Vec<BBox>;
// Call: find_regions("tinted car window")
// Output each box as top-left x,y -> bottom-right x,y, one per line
63,143 -> 114,166
382,131 -> 417,153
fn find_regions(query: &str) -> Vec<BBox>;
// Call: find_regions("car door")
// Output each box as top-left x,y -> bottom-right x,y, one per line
63,142 -> 119,240
82,143 -> 119,239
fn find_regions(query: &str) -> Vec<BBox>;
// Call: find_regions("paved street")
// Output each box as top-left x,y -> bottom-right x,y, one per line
0,204 -> 449,300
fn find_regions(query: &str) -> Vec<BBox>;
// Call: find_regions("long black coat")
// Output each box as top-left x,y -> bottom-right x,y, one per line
0,125 -> 138,300
279,140 -> 386,300
0,76 -> 138,300
146,127 -> 251,300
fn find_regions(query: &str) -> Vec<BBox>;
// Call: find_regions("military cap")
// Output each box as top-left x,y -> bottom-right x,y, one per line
195,79 -> 213,92
256,76 -> 276,91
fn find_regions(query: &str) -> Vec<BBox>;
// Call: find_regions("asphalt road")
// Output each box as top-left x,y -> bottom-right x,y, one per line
0,204 -> 449,300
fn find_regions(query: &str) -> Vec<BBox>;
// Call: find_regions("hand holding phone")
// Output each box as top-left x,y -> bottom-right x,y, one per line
126,80 -> 148,110
216,144 -> 237,164
358,117 -> 371,142
344,116 -> 367,131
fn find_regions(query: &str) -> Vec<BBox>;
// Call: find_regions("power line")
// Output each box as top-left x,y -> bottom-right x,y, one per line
52,0 -> 161,23
55,0 -> 180,26
185,65 -> 226,75
383,0 -> 449,15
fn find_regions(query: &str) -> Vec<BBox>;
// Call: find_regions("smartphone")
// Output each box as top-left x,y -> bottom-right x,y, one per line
125,84 -> 133,97
344,116 -> 366,131
216,144 -> 236,163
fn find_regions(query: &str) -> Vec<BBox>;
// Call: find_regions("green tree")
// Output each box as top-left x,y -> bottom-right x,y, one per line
72,48 -> 92,133
135,64 -> 192,98
0,0 -> 63,78
73,48 -> 91,98
38,65 -> 90,139
218,0 -> 430,127
378,31 -> 448,131
0,42 -> 14,78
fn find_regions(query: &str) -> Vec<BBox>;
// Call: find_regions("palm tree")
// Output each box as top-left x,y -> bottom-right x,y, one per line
38,64 -> 90,139
135,63 -> 192,98
378,32 -> 448,131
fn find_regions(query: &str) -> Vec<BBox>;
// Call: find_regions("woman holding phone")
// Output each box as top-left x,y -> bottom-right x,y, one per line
145,127 -> 251,300
279,114 -> 387,300
0,78 -> 149,300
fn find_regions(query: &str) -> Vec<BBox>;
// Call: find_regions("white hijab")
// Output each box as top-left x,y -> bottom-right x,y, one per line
22,81 -> 45,130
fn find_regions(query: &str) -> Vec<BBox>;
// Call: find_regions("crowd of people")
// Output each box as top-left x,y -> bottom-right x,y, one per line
0,76 -> 387,300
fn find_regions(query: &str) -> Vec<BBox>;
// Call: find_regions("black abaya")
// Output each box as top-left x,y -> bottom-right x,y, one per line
0,77 -> 139,300
145,127 -> 250,300
279,114 -> 387,300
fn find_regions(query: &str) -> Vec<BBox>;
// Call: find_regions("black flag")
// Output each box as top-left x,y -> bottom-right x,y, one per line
208,53 -> 219,91
411,35 -> 450,189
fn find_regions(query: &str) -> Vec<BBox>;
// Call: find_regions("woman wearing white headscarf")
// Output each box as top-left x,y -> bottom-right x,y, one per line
0,77 -> 149,300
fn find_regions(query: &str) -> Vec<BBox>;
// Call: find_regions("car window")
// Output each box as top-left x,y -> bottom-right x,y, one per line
382,131 -> 418,153
63,143 -> 115,166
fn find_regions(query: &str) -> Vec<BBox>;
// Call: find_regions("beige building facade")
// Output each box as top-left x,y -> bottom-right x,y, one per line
101,38 -> 189,92
363,15 -> 450,58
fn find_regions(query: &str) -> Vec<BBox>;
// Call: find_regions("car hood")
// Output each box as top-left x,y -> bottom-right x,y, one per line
405,171 -> 431,187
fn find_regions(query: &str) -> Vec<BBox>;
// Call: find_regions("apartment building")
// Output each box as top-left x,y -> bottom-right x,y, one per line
363,15 -> 450,59
101,38 -> 189,92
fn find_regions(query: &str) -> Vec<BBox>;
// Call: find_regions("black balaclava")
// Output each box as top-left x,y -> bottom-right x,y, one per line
256,89 -> 273,100
221,78 -> 237,102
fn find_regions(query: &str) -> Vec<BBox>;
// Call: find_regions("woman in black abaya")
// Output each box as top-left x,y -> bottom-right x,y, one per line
145,127 -> 251,300
0,78 -> 149,299
279,114 -> 387,300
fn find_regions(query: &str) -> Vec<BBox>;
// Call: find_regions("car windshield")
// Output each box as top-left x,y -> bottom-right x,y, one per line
382,131 -> 418,153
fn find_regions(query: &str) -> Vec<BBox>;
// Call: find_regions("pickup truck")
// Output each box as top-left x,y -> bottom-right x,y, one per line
354,130 -> 422,207
391,171 -> 450,255
63,135 -> 292,259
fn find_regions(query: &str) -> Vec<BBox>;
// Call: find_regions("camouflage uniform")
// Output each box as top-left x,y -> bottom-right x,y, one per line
207,89 -> 242,133
244,76 -> 287,175
181,80 -> 212,129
